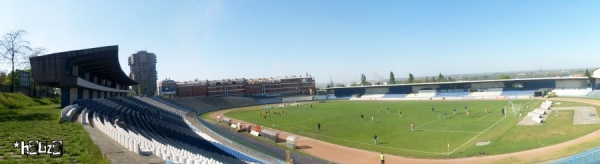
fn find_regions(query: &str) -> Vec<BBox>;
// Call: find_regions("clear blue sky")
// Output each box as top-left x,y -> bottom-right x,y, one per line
2,0 -> 599,85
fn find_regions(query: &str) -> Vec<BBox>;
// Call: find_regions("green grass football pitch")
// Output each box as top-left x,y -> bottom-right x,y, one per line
224,100 -> 600,158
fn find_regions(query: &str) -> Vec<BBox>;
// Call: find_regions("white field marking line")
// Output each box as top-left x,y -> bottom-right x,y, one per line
282,124 -> 448,155
415,118 -> 441,128
476,109 -> 502,121
450,116 -> 507,154
419,129 -> 481,134
476,100 -> 534,121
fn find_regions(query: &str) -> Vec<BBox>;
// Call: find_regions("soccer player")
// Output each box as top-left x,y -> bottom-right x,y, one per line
443,112 -> 446,119
318,123 -> 321,131
373,134 -> 378,145
411,122 -> 415,132
387,108 -> 390,113
371,116 -> 374,122
485,106 -> 488,114
464,106 -> 467,112
399,111 -> 402,117
501,108 -> 505,116
453,107 -> 456,114
361,114 -> 364,121
432,106 -> 435,112
466,110 -> 470,117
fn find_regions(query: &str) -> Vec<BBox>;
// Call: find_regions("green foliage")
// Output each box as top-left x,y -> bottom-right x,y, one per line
0,92 -> 58,110
360,74 -> 367,85
0,105 -> 110,163
584,69 -> 591,77
224,100 -> 600,158
438,73 -> 445,82
408,73 -> 414,83
389,72 -> 396,84
499,75 -> 511,79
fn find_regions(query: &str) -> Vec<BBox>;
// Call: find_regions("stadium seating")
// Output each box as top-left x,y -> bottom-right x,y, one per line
75,97 -> 265,163
403,90 -> 437,100
552,88 -> 592,97
434,92 -> 470,99
587,90 -> 600,98
313,95 -> 328,100
255,98 -> 282,104
500,90 -> 536,98
282,96 -> 314,102
469,89 -> 502,98
381,94 -> 408,99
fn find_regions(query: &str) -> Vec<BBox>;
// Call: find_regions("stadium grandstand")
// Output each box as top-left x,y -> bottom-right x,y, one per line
32,46 -> 283,164
31,46 -> 600,163
328,77 -> 599,100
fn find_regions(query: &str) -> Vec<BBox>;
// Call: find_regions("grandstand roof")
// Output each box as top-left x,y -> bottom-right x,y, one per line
30,45 -> 138,87
327,77 -> 593,90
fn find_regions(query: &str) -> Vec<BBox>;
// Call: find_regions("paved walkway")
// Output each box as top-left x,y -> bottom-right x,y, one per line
517,108 -> 551,126
84,125 -> 164,164
552,106 -> 600,125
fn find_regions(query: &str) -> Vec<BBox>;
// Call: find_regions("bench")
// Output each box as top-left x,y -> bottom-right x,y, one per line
527,112 -> 541,118
250,130 -> 260,136
532,117 -> 543,124
533,109 -> 546,115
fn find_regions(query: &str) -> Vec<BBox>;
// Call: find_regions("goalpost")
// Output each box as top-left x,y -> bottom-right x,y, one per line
504,99 -> 522,117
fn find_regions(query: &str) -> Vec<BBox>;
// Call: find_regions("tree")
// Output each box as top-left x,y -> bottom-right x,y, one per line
432,77 -> 436,82
0,30 -> 45,92
499,75 -> 511,79
584,69 -> 591,77
438,73 -> 445,82
408,73 -> 415,83
448,76 -> 452,82
350,82 -> 358,86
389,71 -> 396,84
0,71 -> 7,85
425,77 -> 429,82
360,74 -> 367,85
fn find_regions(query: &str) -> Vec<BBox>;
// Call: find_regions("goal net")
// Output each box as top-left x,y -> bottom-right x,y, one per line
504,99 -> 522,117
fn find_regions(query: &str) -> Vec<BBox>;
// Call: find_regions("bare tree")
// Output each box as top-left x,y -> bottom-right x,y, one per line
0,30 -> 44,92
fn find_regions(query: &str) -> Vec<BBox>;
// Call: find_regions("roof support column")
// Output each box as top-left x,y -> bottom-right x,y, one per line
83,88 -> 90,100
70,87 -> 77,107
60,87 -> 70,107
77,87 -> 83,100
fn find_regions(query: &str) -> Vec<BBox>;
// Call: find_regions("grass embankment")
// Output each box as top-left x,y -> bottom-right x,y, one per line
0,93 -> 110,163
0,92 -> 58,110
221,100 -> 600,158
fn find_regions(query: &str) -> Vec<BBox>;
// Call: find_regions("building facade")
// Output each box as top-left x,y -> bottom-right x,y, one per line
158,75 -> 316,98
129,51 -> 157,96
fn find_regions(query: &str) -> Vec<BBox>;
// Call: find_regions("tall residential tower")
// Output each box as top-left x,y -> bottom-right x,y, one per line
128,51 -> 157,96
